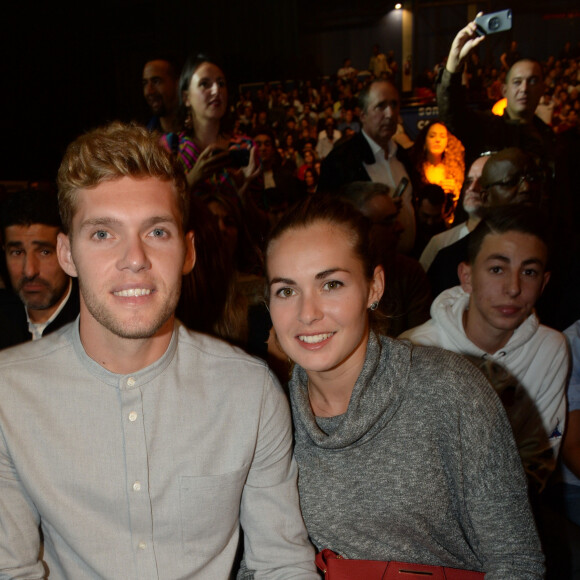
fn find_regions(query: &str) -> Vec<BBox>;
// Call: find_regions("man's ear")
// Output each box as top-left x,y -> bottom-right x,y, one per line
540,270 -> 551,295
458,261 -> 473,294
368,264 -> 385,307
501,83 -> 508,98
182,231 -> 196,276
57,232 -> 78,278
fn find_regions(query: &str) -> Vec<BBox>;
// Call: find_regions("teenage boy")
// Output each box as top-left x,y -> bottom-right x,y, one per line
401,206 -> 568,492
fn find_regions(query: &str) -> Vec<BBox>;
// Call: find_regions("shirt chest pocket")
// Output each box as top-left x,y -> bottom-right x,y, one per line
179,466 -> 248,553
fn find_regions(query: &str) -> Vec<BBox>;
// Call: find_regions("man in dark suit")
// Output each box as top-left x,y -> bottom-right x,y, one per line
318,79 -> 416,253
0,189 -> 79,349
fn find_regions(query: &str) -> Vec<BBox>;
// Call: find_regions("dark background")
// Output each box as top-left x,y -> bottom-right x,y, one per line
2,0 -> 578,182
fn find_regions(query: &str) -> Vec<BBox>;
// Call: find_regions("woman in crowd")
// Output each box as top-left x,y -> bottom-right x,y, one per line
163,54 -> 257,192
297,149 -> 317,181
161,53 -> 269,241
411,120 -> 464,224
281,133 -> 301,173
303,167 -> 318,195
264,195 -> 544,578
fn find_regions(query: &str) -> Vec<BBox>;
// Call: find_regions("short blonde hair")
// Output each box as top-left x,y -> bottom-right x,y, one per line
57,122 -> 188,234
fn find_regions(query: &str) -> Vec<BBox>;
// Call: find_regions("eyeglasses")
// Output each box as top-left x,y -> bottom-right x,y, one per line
484,172 -> 543,189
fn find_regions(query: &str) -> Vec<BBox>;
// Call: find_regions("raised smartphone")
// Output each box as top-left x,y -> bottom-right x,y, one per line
474,9 -> 512,36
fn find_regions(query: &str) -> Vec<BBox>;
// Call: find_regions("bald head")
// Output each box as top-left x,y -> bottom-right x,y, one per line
481,148 -> 541,208
462,155 -> 490,216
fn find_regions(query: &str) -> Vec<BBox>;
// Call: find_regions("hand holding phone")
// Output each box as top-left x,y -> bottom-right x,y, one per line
474,9 -> 512,37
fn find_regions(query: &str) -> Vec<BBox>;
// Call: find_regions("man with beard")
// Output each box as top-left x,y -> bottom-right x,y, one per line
0,123 -> 317,579
0,189 -> 79,349
419,153 -> 490,271
142,57 -> 180,134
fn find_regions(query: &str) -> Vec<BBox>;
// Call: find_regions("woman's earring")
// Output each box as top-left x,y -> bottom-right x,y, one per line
369,301 -> 379,311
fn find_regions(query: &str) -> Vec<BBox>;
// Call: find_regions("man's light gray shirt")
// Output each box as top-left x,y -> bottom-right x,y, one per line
0,320 -> 316,579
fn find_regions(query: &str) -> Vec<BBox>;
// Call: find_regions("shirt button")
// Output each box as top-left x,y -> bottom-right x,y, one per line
128,412 -> 138,422
127,377 -> 136,387
138,541 -> 146,550
133,481 -> 141,491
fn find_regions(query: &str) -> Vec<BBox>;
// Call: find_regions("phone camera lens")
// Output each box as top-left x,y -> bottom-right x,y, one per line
489,17 -> 500,31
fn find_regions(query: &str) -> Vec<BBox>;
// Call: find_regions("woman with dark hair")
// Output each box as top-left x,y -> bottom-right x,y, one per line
264,194 -> 544,577
411,120 -> 465,223
162,53 -> 271,243
159,54 -> 269,241
281,132 -> 301,173
303,167 -> 318,195
297,149 -> 317,181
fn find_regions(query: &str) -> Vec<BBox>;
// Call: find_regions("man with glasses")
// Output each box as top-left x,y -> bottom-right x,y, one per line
479,148 -> 544,208
427,148 -> 542,297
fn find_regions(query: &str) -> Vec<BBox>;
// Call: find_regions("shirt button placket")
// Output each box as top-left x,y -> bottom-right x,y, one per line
120,375 -> 155,570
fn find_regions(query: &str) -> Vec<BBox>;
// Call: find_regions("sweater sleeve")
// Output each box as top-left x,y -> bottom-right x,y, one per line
457,366 -> 545,579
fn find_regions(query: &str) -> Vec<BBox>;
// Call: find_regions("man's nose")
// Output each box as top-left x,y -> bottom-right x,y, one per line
117,237 -> 151,273
469,178 -> 481,194
23,254 -> 39,278
505,272 -> 521,297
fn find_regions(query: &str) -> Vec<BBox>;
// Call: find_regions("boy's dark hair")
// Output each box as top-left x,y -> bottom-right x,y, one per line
466,205 -> 550,266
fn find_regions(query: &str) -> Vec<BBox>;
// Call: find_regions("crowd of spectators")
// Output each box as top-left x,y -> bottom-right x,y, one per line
1,26 -> 580,579
217,39 -> 580,203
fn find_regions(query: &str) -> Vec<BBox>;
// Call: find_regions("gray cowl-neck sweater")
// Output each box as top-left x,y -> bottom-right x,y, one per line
289,333 -> 544,579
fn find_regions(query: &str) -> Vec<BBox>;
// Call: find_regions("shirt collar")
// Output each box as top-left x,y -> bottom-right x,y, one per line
361,130 -> 396,159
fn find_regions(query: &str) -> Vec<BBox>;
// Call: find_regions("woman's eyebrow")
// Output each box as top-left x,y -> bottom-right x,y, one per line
315,268 -> 349,280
